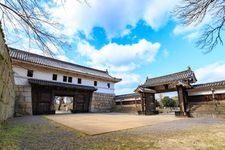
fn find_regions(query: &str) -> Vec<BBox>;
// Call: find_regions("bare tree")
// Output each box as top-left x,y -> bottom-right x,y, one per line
0,0 -> 64,56
174,0 -> 225,52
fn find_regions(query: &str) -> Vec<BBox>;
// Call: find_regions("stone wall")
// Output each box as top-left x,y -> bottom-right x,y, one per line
0,24 -> 15,122
113,104 -> 142,114
90,92 -> 115,112
189,100 -> 225,118
15,86 -> 32,115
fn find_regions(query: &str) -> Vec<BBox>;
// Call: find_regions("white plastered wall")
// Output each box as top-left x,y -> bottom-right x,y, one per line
188,87 -> 225,96
13,64 -> 115,94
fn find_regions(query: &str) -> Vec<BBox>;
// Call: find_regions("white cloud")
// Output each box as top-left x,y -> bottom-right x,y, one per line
10,40 -> 73,63
184,32 -> 200,41
77,39 -> 160,95
48,0 -> 178,38
114,73 -> 141,86
114,73 -> 142,95
77,39 -> 160,72
144,0 -> 178,30
195,63 -> 225,83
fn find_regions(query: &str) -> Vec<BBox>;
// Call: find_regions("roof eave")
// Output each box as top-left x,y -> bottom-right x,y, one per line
28,78 -> 97,91
112,78 -> 122,83
12,59 -> 119,82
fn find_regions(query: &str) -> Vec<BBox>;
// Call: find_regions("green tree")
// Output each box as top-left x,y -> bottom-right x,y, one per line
161,96 -> 176,108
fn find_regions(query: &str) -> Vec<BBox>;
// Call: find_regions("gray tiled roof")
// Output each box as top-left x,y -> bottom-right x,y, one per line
28,78 -> 97,91
193,80 -> 225,89
115,93 -> 140,100
142,68 -> 197,87
10,48 -> 121,82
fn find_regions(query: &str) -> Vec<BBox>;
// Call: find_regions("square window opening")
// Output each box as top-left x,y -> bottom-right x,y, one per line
94,81 -> 97,86
27,70 -> 33,77
63,76 -> 67,82
52,74 -> 57,81
107,83 -> 110,88
68,77 -> 72,83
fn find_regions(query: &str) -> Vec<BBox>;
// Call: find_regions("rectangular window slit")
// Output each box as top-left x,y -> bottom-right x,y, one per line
78,78 -> 82,84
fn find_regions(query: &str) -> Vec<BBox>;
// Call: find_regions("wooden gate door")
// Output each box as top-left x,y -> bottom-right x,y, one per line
32,87 -> 53,115
76,94 -> 85,112
74,94 -> 90,112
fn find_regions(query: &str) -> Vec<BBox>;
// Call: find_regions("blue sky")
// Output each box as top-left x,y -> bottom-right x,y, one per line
5,0 -> 225,95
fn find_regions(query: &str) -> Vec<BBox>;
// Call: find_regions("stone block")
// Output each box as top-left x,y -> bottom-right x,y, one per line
90,92 -> 115,112
0,83 -> 3,100
17,86 -> 24,91
24,96 -> 32,102
17,103 -> 26,109
23,91 -> 31,97
0,25 -> 15,122
0,60 -> 5,75
26,108 -> 32,115
25,102 -> 32,108
1,85 -> 8,104
23,86 -> 31,92
0,101 -> 4,120
0,46 -> 5,57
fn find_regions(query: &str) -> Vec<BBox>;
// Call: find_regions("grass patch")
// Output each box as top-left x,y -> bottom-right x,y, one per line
86,125 -> 225,150
84,136 -> 159,150
1,117 -> 225,149
0,122 -> 26,150
157,125 -> 225,149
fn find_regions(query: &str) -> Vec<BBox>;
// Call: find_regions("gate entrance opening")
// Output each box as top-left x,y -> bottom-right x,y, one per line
29,79 -> 96,115
55,96 -> 73,114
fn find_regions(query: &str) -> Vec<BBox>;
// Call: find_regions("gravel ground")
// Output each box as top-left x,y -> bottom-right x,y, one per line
8,115 -> 225,150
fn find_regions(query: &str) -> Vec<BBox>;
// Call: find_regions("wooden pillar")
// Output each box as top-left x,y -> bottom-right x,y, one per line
183,90 -> 189,113
141,93 -> 145,113
144,92 -> 157,115
136,88 -> 157,115
72,95 -> 76,113
177,85 -> 188,116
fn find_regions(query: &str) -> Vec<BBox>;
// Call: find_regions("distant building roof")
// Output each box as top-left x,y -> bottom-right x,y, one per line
142,68 -> 197,87
115,93 -> 140,100
192,80 -> 225,89
10,48 -> 121,83
28,78 -> 97,91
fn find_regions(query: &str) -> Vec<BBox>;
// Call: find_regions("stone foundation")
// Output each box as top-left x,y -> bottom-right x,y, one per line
15,85 -> 32,115
113,104 -> 142,114
189,100 -> 225,118
0,23 -> 15,122
90,92 -> 115,112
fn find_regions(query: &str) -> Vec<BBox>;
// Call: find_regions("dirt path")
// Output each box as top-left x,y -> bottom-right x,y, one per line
4,114 -> 225,150
45,113 -> 184,135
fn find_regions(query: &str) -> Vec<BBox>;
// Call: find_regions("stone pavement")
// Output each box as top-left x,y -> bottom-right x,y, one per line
45,113 -> 184,135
